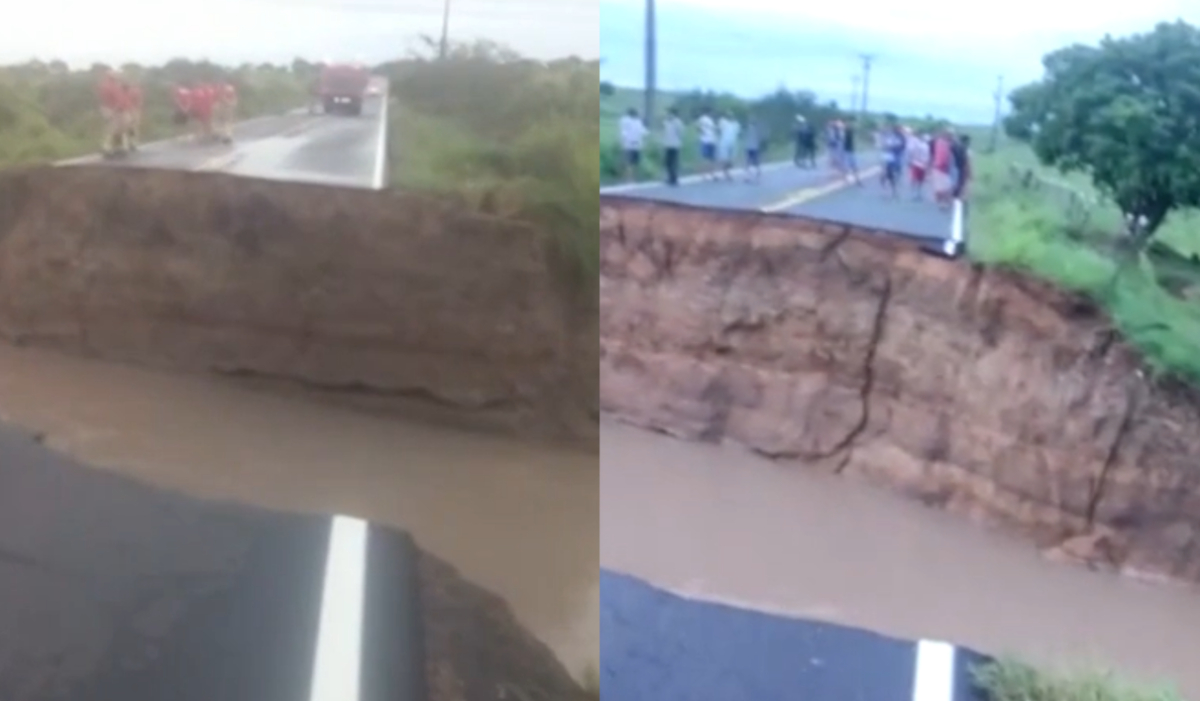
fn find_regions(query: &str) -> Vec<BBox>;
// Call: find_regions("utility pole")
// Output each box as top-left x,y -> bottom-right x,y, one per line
988,74 -> 1004,152
438,0 -> 451,59
857,53 -> 875,119
849,74 -> 861,114
644,0 -> 657,123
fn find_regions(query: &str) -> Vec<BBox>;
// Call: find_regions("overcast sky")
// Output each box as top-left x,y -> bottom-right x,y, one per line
601,0 -> 1198,122
0,0 -> 597,66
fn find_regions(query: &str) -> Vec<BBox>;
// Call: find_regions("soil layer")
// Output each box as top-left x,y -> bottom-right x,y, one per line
600,196 -> 1200,585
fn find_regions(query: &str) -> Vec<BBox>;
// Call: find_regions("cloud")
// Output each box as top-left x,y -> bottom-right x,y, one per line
0,0 -> 597,65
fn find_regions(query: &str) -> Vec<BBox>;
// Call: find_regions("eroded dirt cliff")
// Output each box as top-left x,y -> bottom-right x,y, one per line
0,166 -> 596,446
600,196 -> 1200,585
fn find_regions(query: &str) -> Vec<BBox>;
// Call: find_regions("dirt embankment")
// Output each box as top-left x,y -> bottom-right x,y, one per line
0,166 -> 597,446
420,551 -> 593,701
600,197 -> 1200,585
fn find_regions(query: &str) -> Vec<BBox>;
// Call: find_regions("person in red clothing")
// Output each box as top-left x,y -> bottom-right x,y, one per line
123,81 -> 143,151
173,85 -> 192,125
189,83 -> 216,142
214,82 -> 237,143
97,70 -> 129,156
929,128 -> 955,210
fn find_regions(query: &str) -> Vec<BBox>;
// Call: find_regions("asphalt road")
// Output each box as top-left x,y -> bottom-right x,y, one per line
0,422 -> 423,701
600,569 -> 993,701
57,77 -> 391,191
602,158 -> 957,244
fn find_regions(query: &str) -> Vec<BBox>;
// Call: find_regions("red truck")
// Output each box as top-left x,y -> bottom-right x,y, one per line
317,63 -> 370,116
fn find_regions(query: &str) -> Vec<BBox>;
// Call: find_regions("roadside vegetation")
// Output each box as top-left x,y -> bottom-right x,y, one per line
969,20 -> 1200,386
382,40 -> 598,287
0,59 -> 311,167
973,658 -> 1185,701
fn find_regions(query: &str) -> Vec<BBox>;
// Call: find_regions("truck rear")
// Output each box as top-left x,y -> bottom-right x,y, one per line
318,63 -> 370,116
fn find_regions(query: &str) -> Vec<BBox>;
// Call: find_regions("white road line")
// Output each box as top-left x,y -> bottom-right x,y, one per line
308,515 -> 369,701
912,639 -> 957,701
371,82 -> 390,190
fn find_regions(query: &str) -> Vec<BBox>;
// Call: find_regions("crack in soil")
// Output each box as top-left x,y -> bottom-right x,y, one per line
1085,382 -> 1140,526
754,271 -> 892,468
211,366 -> 524,413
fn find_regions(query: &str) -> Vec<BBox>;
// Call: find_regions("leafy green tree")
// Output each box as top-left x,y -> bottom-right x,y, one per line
1005,21 -> 1200,243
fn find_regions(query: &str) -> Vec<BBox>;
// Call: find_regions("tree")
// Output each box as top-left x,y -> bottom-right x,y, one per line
1005,21 -> 1200,244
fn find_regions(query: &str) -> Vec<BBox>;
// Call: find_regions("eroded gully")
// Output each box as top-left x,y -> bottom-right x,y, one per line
0,342 -> 598,678
602,418 -> 1200,697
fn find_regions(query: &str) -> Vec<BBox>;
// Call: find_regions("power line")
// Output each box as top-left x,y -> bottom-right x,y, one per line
644,0 -> 656,121
988,74 -> 1004,151
857,53 -> 875,118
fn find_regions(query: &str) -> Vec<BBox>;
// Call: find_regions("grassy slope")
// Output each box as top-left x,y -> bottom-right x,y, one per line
379,46 -> 598,289
968,136 -> 1200,384
974,658 -> 1186,701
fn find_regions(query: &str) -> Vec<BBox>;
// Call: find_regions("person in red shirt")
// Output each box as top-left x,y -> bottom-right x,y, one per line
97,70 -> 129,156
122,82 -> 143,151
189,83 -> 215,141
214,82 -> 237,143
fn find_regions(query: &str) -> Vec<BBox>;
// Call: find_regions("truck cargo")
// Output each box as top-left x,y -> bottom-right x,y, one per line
318,63 -> 370,116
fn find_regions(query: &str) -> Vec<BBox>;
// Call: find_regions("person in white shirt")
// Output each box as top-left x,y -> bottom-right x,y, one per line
618,108 -> 649,182
716,112 -> 741,180
661,107 -> 685,186
695,109 -> 717,178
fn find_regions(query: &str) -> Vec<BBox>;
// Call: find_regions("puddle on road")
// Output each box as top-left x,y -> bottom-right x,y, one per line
602,418 -> 1200,696
0,343 -> 598,677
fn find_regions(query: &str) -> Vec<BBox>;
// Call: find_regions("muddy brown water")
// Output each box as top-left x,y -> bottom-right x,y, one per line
0,343 -> 598,679
602,418 -> 1200,697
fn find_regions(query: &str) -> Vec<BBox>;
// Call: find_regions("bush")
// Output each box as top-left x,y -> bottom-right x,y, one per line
380,42 -> 598,286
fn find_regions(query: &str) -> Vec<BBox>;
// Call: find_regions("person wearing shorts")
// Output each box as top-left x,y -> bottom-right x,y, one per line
618,108 -> 648,182
929,129 -> 955,209
880,122 -> 906,197
743,120 -> 762,181
907,130 -> 930,199
842,118 -> 861,185
696,110 -> 717,177
716,112 -> 740,180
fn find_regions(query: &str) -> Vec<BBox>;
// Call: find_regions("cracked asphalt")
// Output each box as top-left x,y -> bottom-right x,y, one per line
0,422 -> 417,701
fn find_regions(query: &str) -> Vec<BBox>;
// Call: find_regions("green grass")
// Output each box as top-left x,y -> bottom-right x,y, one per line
382,44 -> 598,288
973,658 -> 1186,701
968,136 -> 1200,384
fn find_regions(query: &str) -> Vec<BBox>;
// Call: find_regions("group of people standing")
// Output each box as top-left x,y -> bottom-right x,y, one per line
793,115 -> 972,208
95,70 -> 240,158
615,106 -> 972,210
617,106 -> 763,185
